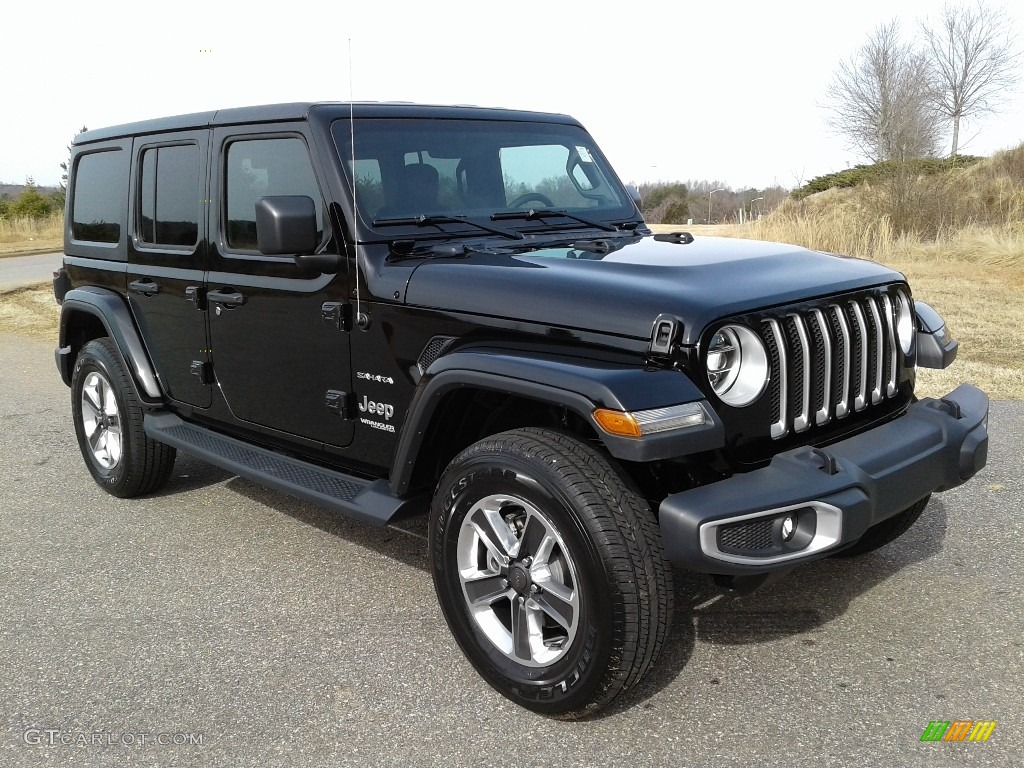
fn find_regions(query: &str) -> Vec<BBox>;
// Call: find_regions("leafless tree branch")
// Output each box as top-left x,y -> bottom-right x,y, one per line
920,1 -> 1021,157
825,21 -> 943,163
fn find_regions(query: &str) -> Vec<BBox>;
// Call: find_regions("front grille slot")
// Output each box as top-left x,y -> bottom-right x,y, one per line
760,292 -> 900,439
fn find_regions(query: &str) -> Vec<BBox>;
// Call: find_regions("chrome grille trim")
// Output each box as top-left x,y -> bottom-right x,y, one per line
831,304 -> 852,419
850,300 -> 869,412
868,298 -> 885,404
766,318 -> 788,439
789,313 -> 812,433
811,309 -> 832,425
756,291 -> 903,440
882,294 -> 898,397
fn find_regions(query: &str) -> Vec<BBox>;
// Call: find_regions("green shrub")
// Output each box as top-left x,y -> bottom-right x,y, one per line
793,156 -> 984,200
8,185 -> 54,219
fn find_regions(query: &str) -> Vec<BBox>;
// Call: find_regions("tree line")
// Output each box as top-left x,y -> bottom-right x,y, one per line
0,179 -> 63,220
0,126 -> 85,220
638,181 -> 789,225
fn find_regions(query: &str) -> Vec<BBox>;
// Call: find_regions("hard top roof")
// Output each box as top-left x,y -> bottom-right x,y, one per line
75,102 -> 581,144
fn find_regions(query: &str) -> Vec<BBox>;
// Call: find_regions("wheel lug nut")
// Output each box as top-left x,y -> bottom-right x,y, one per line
529,584 -> 538,593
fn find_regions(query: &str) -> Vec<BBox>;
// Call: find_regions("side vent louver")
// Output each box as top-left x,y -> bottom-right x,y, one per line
417,336 -> 456,375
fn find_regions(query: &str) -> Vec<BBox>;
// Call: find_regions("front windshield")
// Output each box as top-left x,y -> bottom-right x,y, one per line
331,118 -> 634,231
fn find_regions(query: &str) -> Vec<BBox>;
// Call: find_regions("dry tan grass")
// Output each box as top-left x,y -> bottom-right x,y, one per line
0,212 -> 63,256
884,260 -> 1024,400
0,285 -> 61,340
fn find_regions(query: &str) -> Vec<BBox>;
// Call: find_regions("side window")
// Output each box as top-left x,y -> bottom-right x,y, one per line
139,144 -> 200,247
72,150 -> 126,243
225,137 -> 323,251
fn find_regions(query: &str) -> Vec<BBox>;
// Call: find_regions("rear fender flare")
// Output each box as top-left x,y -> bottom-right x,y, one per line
58,287 -> 164,404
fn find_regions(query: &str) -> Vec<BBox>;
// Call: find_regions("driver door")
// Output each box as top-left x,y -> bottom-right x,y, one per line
207,125 -> 353,448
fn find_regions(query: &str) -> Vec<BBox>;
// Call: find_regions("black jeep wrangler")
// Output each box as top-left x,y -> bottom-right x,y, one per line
53,102 -> 989,717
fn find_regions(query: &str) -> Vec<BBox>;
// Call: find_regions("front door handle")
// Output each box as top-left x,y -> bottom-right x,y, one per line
129,278 -> 160,296
207,289 -> 247,307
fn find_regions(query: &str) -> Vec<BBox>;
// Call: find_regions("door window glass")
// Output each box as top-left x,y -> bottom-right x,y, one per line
226,137 -> 323,250
139,144 -> 200,247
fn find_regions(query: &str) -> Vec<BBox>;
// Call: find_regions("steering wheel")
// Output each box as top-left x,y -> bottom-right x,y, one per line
507,193 -> 555,209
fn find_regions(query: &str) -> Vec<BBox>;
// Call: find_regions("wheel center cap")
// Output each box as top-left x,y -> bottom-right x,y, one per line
509,564 -> 530,593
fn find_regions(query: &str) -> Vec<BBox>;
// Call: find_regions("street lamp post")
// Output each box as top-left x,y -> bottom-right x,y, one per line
708,188 -> 724,224
749,196 -> 764,220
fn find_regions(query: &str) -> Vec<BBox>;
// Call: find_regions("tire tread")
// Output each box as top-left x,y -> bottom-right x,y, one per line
441,427 -> 671,717
72,338 -> 176,498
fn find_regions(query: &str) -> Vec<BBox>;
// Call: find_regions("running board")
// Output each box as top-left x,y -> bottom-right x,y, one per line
144,412 -> 425,526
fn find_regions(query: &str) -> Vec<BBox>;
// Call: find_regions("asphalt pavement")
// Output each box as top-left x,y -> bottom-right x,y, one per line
1,333 -> 1020,767
0,252 -> 63,291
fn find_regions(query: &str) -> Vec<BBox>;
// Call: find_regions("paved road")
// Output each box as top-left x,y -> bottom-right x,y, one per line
1,333 -> 1020,767
0,252 -> 62,291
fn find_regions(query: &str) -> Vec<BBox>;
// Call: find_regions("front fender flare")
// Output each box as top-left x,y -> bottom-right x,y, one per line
390,347 -> 724,495
57,287 -> 164,403
914,300 -> 958,370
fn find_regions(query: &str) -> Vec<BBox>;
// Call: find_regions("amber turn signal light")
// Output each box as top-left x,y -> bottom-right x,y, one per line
593,409 -> 642,438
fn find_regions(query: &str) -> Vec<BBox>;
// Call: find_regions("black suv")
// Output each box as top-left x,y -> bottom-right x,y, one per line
54,102 -> 989,717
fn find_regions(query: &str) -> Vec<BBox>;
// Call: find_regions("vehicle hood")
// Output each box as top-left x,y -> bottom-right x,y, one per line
402,235 -> 904,345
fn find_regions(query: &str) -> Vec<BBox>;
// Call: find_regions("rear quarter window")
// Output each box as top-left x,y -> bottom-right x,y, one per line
71,149 -> 128,244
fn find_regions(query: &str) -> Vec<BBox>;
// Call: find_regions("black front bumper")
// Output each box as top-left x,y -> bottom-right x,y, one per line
659,383 -> 989,575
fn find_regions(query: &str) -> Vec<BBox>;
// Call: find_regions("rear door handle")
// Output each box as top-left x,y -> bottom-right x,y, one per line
129,278 -> 160,296
207,289 -> 247,307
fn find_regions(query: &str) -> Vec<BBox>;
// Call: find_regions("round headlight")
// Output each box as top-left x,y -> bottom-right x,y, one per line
895,290 -> 914,355
706,324 -> 769,406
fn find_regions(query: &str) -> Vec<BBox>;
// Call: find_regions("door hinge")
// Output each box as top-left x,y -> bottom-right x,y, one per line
321,302 -> 352,331
325,390 -> 353,418
190,361 -> 213,384
185,285 -> 207,310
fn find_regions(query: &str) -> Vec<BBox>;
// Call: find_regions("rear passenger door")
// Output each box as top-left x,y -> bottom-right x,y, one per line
206,125 -> 353,448
127,132 -> 211,408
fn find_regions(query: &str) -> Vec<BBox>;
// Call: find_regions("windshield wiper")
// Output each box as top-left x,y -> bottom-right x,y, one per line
491,208 -> 619,232
372,214 -> 524,240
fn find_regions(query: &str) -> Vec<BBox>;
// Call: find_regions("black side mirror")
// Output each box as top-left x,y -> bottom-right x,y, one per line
255,195 -> 317,254
255,195 -> 340,273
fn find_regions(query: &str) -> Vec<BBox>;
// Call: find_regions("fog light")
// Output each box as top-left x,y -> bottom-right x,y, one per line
781,514 -> 797,542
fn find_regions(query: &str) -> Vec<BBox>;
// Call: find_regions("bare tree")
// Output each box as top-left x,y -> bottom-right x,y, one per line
58,122 -> 88,202
826,21 -> 943,162
920,2 -> 1020,159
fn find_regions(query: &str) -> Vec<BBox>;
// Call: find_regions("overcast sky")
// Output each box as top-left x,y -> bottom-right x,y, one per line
5,0 -> 1022,190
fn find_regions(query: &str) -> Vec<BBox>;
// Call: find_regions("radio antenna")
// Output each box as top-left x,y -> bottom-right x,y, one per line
348,38 -> 367,329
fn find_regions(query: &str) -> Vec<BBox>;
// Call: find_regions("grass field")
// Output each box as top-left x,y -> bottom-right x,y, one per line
0,212 -> 62,256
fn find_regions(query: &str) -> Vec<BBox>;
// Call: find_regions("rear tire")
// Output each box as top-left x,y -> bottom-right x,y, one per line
835,495 -> 930,557
429,427 -> 671,718
71,338 -> 176,498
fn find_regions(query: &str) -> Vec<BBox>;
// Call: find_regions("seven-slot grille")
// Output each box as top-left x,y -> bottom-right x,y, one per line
760,292 -> 901,439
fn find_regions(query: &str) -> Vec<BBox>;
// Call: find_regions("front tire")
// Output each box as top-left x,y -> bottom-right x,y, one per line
429,428 -> 671,718
71,338 -> 176,498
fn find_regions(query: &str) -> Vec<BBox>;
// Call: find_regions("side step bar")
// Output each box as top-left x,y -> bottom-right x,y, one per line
144,412 -> 426,526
